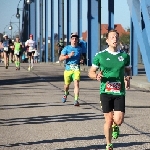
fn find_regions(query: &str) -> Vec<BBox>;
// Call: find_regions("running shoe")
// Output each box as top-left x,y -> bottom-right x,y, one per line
106,143 -> 113,150
74,100 -> 80,106
62,95 -> 67,103
112,124 -> 120,139
28,67 -> 31,71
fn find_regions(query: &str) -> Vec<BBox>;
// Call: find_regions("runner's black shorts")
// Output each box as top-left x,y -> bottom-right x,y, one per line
100,93 -> 125,113
27,51 -> 35,56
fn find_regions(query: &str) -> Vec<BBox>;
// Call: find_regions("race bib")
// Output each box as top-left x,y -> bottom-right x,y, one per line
4,47 -> 8,51
105,82 -> 121,93
29,47 -> 34,52
14,51 -> 19,55
70,64 -> 79,71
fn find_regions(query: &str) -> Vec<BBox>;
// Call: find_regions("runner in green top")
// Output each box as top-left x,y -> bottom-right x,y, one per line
88,30 -> 131,150
14,36 -> 22,70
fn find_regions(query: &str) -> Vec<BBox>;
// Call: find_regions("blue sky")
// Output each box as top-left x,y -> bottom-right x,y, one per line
0,0 -> 130,38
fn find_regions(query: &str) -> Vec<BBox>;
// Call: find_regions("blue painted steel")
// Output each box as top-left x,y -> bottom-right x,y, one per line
77,0 -> 82,38
141,0 -> 150,42
108,0 -> 114,30
87,0 -> 98,66
28,4 -> 30,38
127,0 -> 150,81
21,0 -> 28,42
35,0 -> 37,43
130,19 -> 138,76
51,0 -> 55,62
58,0 -> 62,41
29,0 -> 36,37
45,0 -> 48,62
39,0 -> 43,62
67,0 -> 71,45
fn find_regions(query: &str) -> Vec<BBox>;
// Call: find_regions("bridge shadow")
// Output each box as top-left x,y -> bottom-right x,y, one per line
126,105 -> 150,108
0,102 -> 71,110
0,135 -> 149,149
0,113 -> 104,126
0,135 -> 104,149
0,75 -> 91,86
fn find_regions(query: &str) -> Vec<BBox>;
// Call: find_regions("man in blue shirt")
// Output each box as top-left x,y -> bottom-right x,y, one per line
59,33 -> 82,106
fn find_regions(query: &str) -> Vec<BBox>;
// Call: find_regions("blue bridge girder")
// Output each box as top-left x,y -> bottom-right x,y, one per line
21,0 -> 150,82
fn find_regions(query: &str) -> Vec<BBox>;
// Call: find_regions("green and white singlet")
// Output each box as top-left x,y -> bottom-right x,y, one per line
14,42 -> 21,55
92,48 -> 130,95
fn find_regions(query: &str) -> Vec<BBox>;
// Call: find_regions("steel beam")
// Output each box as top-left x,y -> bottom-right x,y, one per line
51,0 -> 55,62
87,0 -> 98,66
58,0 -> 62,41
77,0 -> 82,38
108,0 -> 114,30
45,0 -> 48,62
67,0 -> 71,45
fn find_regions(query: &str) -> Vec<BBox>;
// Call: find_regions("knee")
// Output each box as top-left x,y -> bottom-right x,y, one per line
74,80 -> 79,87
114,119 -> 124,126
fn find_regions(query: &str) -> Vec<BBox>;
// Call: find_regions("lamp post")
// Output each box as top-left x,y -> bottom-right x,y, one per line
8,22 -> 19,38
16,8 -> 21,39
25,0 -> 32,4
3,24 -> 10,35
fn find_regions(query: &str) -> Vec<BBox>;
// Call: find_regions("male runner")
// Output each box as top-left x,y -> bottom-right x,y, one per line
25,34 -> 36,71
14,36 -> 22,70
88,30 -> 131,150
59,33 -> 82,106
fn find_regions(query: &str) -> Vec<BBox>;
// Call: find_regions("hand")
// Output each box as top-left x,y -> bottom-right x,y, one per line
68,51 -> 74,58
125,76 -> 131,81
80,59 -> 84,64
124,76 -> 131,90
96,71 -> 103,81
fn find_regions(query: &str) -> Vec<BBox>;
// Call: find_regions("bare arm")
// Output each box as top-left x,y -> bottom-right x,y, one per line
125,67 -> 132,80
88,66 -> 103,81
59,54 -> 68,61
59,51 -> 74,61
88,66 -> 98,80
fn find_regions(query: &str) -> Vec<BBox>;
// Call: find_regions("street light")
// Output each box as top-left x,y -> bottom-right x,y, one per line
16,8 -> 20,18
8,25 -> 13,30
8,22 -> 19,38
25,0 -> 32,4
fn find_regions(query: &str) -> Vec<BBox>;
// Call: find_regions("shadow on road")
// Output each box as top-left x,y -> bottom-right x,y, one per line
0,75 -> 91,86
0,113 -> 104,126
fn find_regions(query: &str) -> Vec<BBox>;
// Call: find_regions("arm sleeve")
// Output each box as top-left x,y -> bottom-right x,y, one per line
125,54 -> 130,67
92,53 -> 100,68
61,46 -> 67,55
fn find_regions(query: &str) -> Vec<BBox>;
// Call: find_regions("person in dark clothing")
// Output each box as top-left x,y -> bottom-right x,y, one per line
79,37 -> 87,65
56,38 -> 64,63
1,34 -> 12,69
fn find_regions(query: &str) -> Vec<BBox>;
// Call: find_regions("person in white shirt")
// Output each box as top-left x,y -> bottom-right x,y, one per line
25,34 -> 36,71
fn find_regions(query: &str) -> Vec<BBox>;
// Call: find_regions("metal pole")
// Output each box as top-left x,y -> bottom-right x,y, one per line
98,0 -> 101,51
67,0 -> 71,45
19,16 -> 20,38
45,0 -> 48,62
51,0 -> 54,62
39,0 -> 44,62
62,0 -> 64,42
77,0 -> 82,38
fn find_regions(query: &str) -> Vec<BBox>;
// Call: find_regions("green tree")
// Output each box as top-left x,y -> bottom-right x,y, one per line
119,33 -> 130,45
